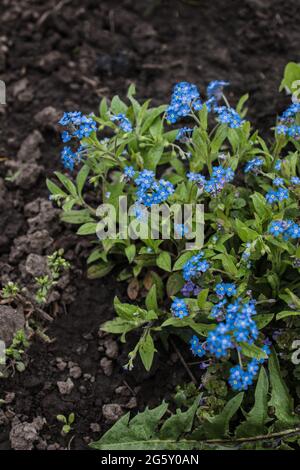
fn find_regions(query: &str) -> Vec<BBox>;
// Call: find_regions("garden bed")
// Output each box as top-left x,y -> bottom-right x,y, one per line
0,0 -> 300,451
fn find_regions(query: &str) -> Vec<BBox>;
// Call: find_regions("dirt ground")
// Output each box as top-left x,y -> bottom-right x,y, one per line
0,0 -> 299,450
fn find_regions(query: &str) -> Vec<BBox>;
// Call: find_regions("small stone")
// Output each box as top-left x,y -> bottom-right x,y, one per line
115,385 -> 131,397
17,130 -> 44,162
102,404 -> 123,423
0,305 -> 25,345
34,106 -> 61,131
69,365 -> 82,379
125,397 -> 138,409
47,443 -> 61,450
100,357 -> 113,377
4,392 -> 15,404
90,423 -> 101,433
57,378 -> 74,395
104,338 -> 119,359
56,358 -> 67,371
25,253 -> 47,277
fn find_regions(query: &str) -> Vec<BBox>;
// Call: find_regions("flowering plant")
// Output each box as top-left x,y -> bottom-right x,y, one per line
48,78 -> 300,401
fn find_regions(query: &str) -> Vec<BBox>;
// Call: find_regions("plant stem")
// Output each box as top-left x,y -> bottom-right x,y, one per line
204,426 -> 300,444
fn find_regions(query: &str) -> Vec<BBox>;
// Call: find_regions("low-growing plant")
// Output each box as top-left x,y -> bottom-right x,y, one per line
57,412 -> 75,436
90,351 -> 300,450
4,329 -> 30,373
48,77 -> 300,403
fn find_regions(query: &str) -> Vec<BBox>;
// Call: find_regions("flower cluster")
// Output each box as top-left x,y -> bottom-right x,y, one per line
182,252 -> 210,281
124,165 -> 136,180
215,282 -> 237,298
207,80 -> 229,100
276,102 -> 300,138
228,348 -> 270,391
176,127 -> 193,141
111,113 -> 133,132
133,170 -> 174,207
181,280 -> 201,297
189,284 -> 270,390
59,112 -> 96,170
190,335 -> 206,357
171,298 -> 189,319
244,157 -> 264,174
215,106 -> 244,128
166,82 -> 202,124
291,176 -> 300,185
187,165 -> 234,196
265,187 -> 289,204
268,219 -> 300,240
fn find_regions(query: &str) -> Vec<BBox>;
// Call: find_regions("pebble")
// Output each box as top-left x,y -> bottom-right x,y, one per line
57,378 -> 74,395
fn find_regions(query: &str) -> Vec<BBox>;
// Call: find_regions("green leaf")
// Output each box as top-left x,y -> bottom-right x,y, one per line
114,297 -> 157,322
101,318 -> 141,339
60,210 -> 94,224
173,252 -> 196,271
203,393 -> 244,439
235,219 -> 259,242
76,164 -> 90,197
77,222 -> 98,235
276,310 -> 300,320
46,179 -> 68,197
139,333 -> 156,371
197,289 -> 209,309
236,367 -> 269,437
54,172 -> 78,199
240,342 -> 268,361
269,349 -> 300,426
125,245 -> 136,264
110,95 -> 128,115
145,284 -> 158,312
159,396 -> 199,440
143,143 -> 164,170
166,272 -> 185,297
250,192 -> 271,221
87,262 -> 114,279
156,251 -> 172,272
213,253 -> 238,277
255,313 -> 274,329
90,401 -> 204,451
280,62 -> 300,92
161,317 -> 215,337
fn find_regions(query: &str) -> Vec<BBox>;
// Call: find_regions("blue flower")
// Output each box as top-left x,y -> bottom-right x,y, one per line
265,190 -> 279,204
61,146 -> 78,171
244,157 -> 264,174
268,219 -> 300,240
166,82 -> 201,124
273,177 -> 284,187
176,127 -> 193,141
187,172 -> 206,186
207,80 -> 229,100
134,171 -> 174,207
215,282 -> 237,299
182,253 -> 210,281
111,113 -> 133,132
278,103 -> 300,123
124,166 -> 136,179
274,160 -> 282,171
215,106 -> 244,128
291,176 -> 300,185
61,131 -> 72,143
171,298 -> 189,319
181,281 -> 201,297
190,335 -> 206,357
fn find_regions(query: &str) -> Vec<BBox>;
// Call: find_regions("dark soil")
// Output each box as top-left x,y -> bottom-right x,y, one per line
0,0 -> 299,450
